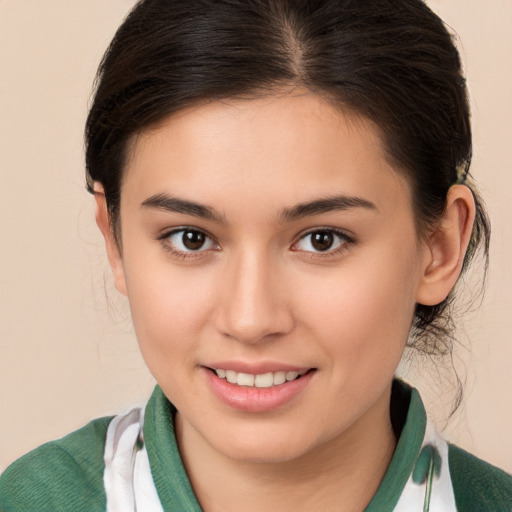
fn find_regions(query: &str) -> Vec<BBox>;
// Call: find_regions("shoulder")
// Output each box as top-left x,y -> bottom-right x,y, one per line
449,443 -> 512,511
0,416 -> 112,512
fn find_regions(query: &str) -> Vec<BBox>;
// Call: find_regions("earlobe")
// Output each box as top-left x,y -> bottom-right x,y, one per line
416,185 -> 476,306
93,184 -> 128,296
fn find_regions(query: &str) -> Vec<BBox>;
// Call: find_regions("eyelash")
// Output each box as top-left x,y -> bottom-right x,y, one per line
157,227 -> 355,260
292,228 -> 355,258
157,228 -> 219,260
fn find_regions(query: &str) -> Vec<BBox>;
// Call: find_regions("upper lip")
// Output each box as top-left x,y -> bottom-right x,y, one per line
204,361 -> 314,375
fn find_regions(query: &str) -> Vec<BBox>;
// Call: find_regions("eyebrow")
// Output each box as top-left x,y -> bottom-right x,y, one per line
141,194 -> 226,223
280,195 -> 377,221
141,192 -> 377,223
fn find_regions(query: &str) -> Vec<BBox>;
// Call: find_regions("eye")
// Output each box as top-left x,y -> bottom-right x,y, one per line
163,228 -> 218,253
293,229 -> 351,254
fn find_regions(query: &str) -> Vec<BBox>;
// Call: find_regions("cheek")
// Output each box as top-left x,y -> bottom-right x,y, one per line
121,254 -> 216,363
299,247 -> 420,362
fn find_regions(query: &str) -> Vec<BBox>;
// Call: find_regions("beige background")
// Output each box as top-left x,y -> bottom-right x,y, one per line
0,0 -> 511,473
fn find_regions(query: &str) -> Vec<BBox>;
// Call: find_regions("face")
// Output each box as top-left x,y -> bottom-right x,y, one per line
110,92 -> 431,463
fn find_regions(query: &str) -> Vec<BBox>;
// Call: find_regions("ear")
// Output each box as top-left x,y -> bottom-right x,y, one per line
93,184 -> 128,296
416,185 -> 476,306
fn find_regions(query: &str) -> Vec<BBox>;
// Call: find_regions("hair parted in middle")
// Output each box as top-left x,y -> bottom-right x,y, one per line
85,0 -> 490,361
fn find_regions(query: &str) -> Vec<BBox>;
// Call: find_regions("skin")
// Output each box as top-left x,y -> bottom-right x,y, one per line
96,90 -> 475,511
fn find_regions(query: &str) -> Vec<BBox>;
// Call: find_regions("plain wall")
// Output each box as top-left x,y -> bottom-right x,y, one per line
1,0 -> 511,472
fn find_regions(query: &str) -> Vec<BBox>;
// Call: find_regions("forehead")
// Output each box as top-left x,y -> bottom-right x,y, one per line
122,91 -> 412,217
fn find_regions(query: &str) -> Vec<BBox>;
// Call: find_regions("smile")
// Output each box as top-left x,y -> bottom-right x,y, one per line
213,368 -> 308,388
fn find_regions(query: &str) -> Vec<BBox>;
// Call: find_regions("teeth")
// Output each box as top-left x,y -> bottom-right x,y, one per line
226,370 -> 237,384
237,372 -> 255,387
255,372 -> 273,388
286,371 -> 299,381
214,368 -> 307,388
273,371 -> 286,385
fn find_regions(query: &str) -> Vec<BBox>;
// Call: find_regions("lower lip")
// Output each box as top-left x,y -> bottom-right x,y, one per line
203,368 -> 315,413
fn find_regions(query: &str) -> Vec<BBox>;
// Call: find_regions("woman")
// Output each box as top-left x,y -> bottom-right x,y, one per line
1,0 -> 511,510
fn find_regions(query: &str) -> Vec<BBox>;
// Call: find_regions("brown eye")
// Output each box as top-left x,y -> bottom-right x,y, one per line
311,231 -> 335,252
165,228 -> 217,253
182,230 -> 206,250
293,229 -> 351,254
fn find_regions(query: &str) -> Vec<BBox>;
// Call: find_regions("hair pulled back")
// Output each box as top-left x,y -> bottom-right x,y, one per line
85,0 -> 490,356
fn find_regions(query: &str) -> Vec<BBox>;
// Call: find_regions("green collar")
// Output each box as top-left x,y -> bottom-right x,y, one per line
144,388 -> 202,511
144,380 -> 426,511
364,381 -> 427,511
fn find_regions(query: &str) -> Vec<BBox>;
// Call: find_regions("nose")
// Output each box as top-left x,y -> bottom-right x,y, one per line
215,248 -> 294,344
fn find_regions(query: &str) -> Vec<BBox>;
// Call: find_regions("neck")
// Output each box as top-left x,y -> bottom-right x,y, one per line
176,385 -> 396,512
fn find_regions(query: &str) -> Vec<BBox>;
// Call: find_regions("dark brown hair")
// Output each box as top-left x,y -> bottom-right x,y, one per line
85,0 -> 490,356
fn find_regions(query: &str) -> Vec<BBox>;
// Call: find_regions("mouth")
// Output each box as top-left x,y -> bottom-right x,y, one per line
207,367 -> 313,388
204,365 -> 317,412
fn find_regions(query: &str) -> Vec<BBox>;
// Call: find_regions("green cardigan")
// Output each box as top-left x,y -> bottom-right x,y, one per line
1,382 -> 511,511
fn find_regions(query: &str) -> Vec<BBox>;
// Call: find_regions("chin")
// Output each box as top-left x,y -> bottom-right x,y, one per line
225,444 -> 308,464
208,423 -> 322,464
